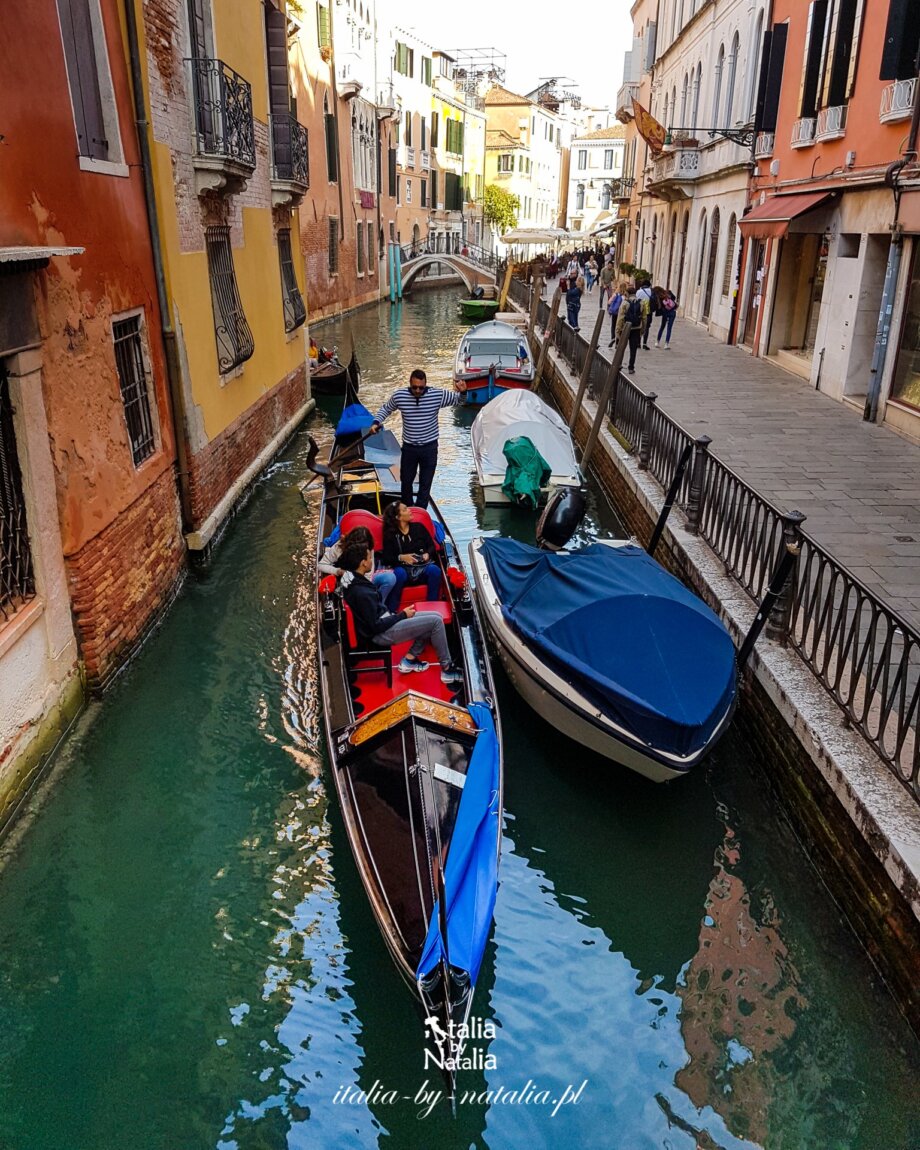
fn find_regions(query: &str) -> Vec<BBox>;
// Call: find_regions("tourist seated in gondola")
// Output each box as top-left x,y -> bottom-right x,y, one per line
339,542 -> 461,681
318,525 -> 398,607
381,501 -> 443,604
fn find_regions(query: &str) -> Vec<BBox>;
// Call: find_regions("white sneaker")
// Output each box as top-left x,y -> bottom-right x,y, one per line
656,340 -> 661,348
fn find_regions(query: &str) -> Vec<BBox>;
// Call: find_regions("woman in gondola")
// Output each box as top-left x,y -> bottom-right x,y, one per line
381,501 -> 443,604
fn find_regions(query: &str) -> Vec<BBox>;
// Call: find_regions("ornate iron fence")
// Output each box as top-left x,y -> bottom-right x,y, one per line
515,272 -> 920,797
187,57 -> 256,170
270,114 -> 309,187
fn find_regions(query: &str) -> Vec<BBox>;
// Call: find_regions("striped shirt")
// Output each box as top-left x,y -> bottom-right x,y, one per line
373,386 -> 463,445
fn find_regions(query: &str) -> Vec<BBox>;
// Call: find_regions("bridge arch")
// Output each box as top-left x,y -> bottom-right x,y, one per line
401,254 -> 476,294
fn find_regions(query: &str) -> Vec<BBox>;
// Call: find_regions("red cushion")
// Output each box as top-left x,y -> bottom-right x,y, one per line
340,509 -> 384,551
413,600 -> 453,625
407,507 -> 440,550
399,584 -> 429,606
342,601 -> 359,646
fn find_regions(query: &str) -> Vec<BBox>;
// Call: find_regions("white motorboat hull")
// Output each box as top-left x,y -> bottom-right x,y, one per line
468,539 -> 734,783
476,471 -> 583,505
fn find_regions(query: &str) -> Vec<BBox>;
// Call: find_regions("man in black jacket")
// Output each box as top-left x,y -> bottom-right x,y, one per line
340,543 -> 462,682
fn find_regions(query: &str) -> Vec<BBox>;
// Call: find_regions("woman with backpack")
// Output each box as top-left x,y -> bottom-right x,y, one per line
656,289 -> 679,349
606,282 -> 625,347
615,285 -> 649,372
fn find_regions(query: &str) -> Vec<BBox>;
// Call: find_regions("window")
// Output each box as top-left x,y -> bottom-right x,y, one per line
324,96 -> 337,181
356,223 -> 365,274
604,149 -> 614,169
824,0 -> 865,107
205,227 -> 254,373
277,229 -> 305,332
445,118 -> 463,155
881,0 -> 920,81
56,0 -> 118,161
405,178 -> 412,204
549,124 -> 554,142
430,169 -> 438,207
388,146 -> 396,195
724,33 -> 740,126
368,222 -> 376,272
389,221 -> 395,243
0,367 -> 35,620
317,3 -> 331,50
422,56 -> 432,85
518,154 -> 523,172
421,116 -> 427,150
421,178 -> 427,207
328,217 -> 339,274
755,24 -> 788,133
601,183 -> 611,210
431,111 -> 439,148
404,110 -> 412,147
112,314 -> 158,465
576,183 -> 585,210
577,149 -> 587,169
498,153 -> 514,172
721,214 -> 737,298
394,41 -> 413,76
891,243 -> 920,410
444,171 -> 462,211
712,44 -> 725,126
691,62 -> 702,128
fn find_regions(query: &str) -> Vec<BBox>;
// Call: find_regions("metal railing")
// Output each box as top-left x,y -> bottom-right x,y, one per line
269,114 -> 309,187
815,104 -> 848,140
399,241 -> 499,272
880,78 -> 916,123
513,275 -> 920,797
791,116 -> 816,147
0,366 -> 36,622
187,57 -> 256,169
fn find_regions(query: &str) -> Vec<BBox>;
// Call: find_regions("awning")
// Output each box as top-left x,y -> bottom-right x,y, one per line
738,192 -> 833,239
0,246 -> 85,273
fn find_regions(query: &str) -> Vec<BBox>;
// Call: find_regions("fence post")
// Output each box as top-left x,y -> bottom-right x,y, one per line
637,392 -> 658,470
685,434 -> 711,533
528,275 -> 543,344
583,332 -> 629,469
765,510 -> 807,644
535,287 -> 562,386
570,308 -> 605,431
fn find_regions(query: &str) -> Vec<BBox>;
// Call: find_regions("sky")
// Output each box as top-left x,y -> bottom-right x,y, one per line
384,0 -> 635,112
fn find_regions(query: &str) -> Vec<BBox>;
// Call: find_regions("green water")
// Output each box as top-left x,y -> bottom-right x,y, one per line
0,288 -> 916,1150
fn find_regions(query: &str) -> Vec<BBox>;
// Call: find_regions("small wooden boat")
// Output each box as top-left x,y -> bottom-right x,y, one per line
459,297 -> 500,322
469,536 -> 737,782
470,389 -> 582,505
453,319 -> 535,406
310,348 -> 358,396
309,397 -> 503,1106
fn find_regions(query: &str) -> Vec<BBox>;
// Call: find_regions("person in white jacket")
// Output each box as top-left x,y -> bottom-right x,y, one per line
318,526 -> 399,608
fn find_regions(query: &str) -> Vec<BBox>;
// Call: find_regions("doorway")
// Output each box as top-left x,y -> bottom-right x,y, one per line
742,240 -> 765,349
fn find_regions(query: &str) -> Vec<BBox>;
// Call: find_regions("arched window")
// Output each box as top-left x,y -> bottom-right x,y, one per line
747,10 -> 764,119
721,213 -> 738,298
712,45 -> 725,127
576,183 -> 585,211
724,33 -> 740,127
671,85 -> 677,126
665,212 -> 677,287
702,208 -> 720,320
680,73 -> 689,126
677,210 -> 690,298
696,210 -> 708,287
663,92 -> 670,131
691,62 -> 702,130
601,183 -> 611,210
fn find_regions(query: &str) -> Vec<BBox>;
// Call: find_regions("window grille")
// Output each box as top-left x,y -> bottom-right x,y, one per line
368,222 -> 376,272
205,227 -> 255,372
277,229 -> 305,332
356,223 -> 365,274
112,315 -> 157,465
328,218 -> 339,274
0,366 -> 36,621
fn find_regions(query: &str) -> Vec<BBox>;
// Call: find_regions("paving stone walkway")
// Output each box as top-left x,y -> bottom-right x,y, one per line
561,289 -> 920,631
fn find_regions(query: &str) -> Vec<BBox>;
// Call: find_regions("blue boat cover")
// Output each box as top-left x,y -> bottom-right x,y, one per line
417,702 -> 500,984
481,538 -> 736,758
336,401 -> 375,437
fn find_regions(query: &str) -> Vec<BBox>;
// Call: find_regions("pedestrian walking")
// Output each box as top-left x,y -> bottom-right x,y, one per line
606,281 -> 625,347
636,280 -> 654,350
615,286 -> 648,372
565,276 -> 583,331
598,258 -> 615,306
371,369 -> 467,508
586,256 -> 598,292
656,290 -> 678,348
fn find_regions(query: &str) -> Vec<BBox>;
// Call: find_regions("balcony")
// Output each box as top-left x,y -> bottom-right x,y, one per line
269,114 -> 309,207
377,85 -> 397,120
646,146 -> 699,200
608,177 -> 635,201
880,78 -> 916,123
754,131 -> 774,159
337,57 -> 362,100
791,117 -> 816,148
405,146 -> 416,169
615,81 -> 639,123
187,57 -> 255,195
815,104 -> 847,141
420,149 -> 430,171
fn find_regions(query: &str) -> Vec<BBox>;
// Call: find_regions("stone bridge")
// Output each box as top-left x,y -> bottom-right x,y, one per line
399,247 -> 498,295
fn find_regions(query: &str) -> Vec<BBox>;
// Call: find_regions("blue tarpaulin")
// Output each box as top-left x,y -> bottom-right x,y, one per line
336,402 -> 375,437
481,538 -> 736,758
417,702 -> 500,984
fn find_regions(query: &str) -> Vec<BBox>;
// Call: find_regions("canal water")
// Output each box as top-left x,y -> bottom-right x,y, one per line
0,287 -> 917,1150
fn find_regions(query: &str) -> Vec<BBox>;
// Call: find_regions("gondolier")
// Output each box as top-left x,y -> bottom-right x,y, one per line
370,370 -> 467,507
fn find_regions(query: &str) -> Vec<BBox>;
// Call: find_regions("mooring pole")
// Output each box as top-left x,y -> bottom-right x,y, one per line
737,510 -> 807,668
647,441 -> 694,557
528,274 -> 543,345
685,435 -> 712,535
534,287 -> 562,386
570,307 -> 606,431
582,329 -> 629,469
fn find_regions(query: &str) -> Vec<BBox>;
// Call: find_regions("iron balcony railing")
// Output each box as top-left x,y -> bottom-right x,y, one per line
513,275 -> 920,799
0,366 -> 36,622
187,57 -> 256,170
269,114 -> 309,187
880,77 -> 916,123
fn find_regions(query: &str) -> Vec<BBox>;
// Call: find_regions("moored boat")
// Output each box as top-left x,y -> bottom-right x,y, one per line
453,319 -> 535,406
469,536 -> 737,782
310,348 -> 358,395
309,402 -> 503,1105
459,298 -> 500,322
470,389 -> 582,505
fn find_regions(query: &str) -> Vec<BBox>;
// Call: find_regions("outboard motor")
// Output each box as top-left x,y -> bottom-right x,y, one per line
471,284 -> 485,300
536,486 -> 587,551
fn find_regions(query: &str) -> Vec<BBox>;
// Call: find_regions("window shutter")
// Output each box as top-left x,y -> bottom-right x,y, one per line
325,112 -> 338,181
57,0 -> 108,159
880,0 -> 920,80
760,25 -> 787,132
753,29 -> 773,131
800,1 -> 829,117
317,5 -> 330,48
388,146 -> 396,195
431,169 -> 438,207
431,111 -> 439,148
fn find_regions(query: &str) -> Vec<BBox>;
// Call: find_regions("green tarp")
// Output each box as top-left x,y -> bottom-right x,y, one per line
501,436 -> 551,508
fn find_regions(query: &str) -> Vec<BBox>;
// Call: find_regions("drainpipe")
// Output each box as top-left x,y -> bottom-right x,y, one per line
123,0 -> 194,530
329,9 -> 346,249
864,53 -> 920,423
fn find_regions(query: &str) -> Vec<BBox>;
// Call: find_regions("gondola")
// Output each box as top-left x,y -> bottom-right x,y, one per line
309,348 -> 358,395
306,380 -> 503,1107
469,535 -> 737,782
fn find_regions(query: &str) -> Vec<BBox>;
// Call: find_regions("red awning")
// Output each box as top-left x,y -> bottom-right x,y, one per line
738,192 -> 834,239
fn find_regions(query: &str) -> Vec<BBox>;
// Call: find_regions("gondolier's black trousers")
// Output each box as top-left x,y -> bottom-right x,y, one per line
401,440 -> 438,508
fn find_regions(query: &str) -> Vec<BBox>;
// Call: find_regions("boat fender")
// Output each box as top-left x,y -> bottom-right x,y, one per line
536,486 -> 587,551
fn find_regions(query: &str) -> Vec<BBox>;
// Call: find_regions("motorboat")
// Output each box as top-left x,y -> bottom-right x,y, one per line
468,536 -> 737,783
453,319 -> 535,406
470,389 -> 582,505
306,391 -> 503,1107
459,298 -> 500,322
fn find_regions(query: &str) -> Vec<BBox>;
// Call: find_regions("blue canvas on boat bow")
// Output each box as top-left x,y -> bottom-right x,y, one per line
417,703 -> 500,985
336,402 -> 374,437
481,538 -> 737,758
